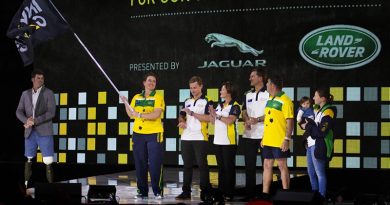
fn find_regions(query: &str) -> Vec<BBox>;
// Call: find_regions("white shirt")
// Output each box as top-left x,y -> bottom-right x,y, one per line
242,88 -> 269,139
32,86 -> 42,118
181,96 -> 209,141
213,101 -> 240,145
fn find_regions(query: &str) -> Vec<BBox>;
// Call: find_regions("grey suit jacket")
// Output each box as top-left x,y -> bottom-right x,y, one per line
16,86 -> 56,138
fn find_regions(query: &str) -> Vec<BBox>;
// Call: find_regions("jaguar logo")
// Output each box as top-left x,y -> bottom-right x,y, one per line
205,33 -> 263,56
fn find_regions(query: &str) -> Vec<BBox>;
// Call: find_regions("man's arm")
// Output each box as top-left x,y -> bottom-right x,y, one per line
16,92 -> 28,124
285,118 -> 294,140
280,118 -> 294,152
34,90 -> 56,125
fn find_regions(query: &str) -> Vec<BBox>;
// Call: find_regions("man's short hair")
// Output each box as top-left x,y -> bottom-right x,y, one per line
189,76 -> 203,86
31,69 -> 45,78
268,74 -> 283,90
251,68 -> 267,80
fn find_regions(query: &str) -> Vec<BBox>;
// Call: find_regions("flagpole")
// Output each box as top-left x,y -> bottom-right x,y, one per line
48,0 -> 133,111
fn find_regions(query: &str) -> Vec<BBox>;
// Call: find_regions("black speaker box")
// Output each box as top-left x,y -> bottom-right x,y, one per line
35,182 -> 82,204
273,190 -> 323,205
87,185 -> 117,203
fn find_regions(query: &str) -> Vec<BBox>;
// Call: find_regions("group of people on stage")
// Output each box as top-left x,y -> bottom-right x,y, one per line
16,68 -> 336,202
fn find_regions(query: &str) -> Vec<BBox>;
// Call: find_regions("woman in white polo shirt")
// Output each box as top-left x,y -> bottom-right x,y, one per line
209,81 -> 241,201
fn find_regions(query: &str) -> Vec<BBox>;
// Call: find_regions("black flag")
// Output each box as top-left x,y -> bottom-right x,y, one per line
6,0 -> 69,66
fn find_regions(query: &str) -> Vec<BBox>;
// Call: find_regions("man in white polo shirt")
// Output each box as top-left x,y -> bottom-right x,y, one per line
241,68 -> 269,199
176,76 -> 212,201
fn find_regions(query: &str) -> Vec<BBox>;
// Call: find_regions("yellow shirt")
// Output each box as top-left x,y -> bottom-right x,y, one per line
262,91 -> 294,147
130,90 -> 165,134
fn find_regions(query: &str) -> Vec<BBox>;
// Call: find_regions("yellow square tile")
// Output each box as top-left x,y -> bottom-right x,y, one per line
97,122 -> 106,135
118,154 -> 128,164
58,153 -> 66,163
273,160 -> 278,167
88,107 -> 96,120
346,139 -> 360,153
155,90 -> 165,119
210,171 -> 218,186
87,138 -> 96,150
334,139 -> 343,153
272,174 -> 278,182
330,87 -> 343,101
130,138 -> 133,151
88,177 -> 97,185
208,123 -> 215,135
60,93 -> 68,106
156,89 -> 164,98
37,153 -> 43,163
207,88 -> 219,102
238,121 -> 244,135
329,156 -> 343,168
88,123 -> 96,135
296,156 -> 307,167
119,122 -> 128,135
179,127 -> 183,135
381,157 -> 390,169
98,91 -> 107,104
296,124 -> 304,136
207,155 -> 217,166
118,175 -> 128,179
130,181 -> 137,186
381,87 -> 390,101
59,123 -> 67,135
381,122 -> 390,136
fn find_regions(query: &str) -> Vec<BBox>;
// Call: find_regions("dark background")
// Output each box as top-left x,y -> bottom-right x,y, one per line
1,0 -> 389,197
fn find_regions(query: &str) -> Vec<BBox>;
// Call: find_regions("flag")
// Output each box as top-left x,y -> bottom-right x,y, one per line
6,0 -> 70,66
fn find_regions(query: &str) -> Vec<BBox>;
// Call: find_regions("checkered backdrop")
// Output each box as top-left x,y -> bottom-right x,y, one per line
34,0 -> 390,169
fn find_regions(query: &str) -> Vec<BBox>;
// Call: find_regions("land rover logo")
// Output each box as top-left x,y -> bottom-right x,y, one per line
299,25 -> 381,70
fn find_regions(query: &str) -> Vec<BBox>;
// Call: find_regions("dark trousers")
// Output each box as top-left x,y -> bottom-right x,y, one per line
132,132 -> 164,196
215,145 -> 237,196
181,140 -> 211,193
240,137 -> 262,197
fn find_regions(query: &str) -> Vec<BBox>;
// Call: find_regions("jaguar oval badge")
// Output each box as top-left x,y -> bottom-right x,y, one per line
299,25 -> 381,70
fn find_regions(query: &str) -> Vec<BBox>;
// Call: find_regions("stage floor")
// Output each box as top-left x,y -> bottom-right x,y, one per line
27,167 -> 308,204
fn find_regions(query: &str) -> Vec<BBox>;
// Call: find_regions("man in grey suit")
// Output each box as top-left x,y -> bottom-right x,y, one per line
16,69 -> 56,187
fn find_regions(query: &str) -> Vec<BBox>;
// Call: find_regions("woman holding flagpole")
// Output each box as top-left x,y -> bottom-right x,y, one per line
120,72 -> 165,200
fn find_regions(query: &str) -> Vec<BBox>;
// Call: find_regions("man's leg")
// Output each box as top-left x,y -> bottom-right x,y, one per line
241,138 -> 260,197
37,134 -> 55,183
262,158 -> 274,194
277,158 -> 290,190
24,157 -> 33,187
24,131 -> 38,187
43,157 -> 54,183
193,141 -> 211,192
180,140 -> 195,194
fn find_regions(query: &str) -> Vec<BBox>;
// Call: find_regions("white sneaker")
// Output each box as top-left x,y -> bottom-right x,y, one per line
154,194 -> 163,200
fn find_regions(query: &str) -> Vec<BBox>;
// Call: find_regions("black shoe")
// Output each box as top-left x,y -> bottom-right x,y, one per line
175,192 -> 191,200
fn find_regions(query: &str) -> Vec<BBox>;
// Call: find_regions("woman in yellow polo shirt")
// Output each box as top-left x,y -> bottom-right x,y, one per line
120,72 -> 165,200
